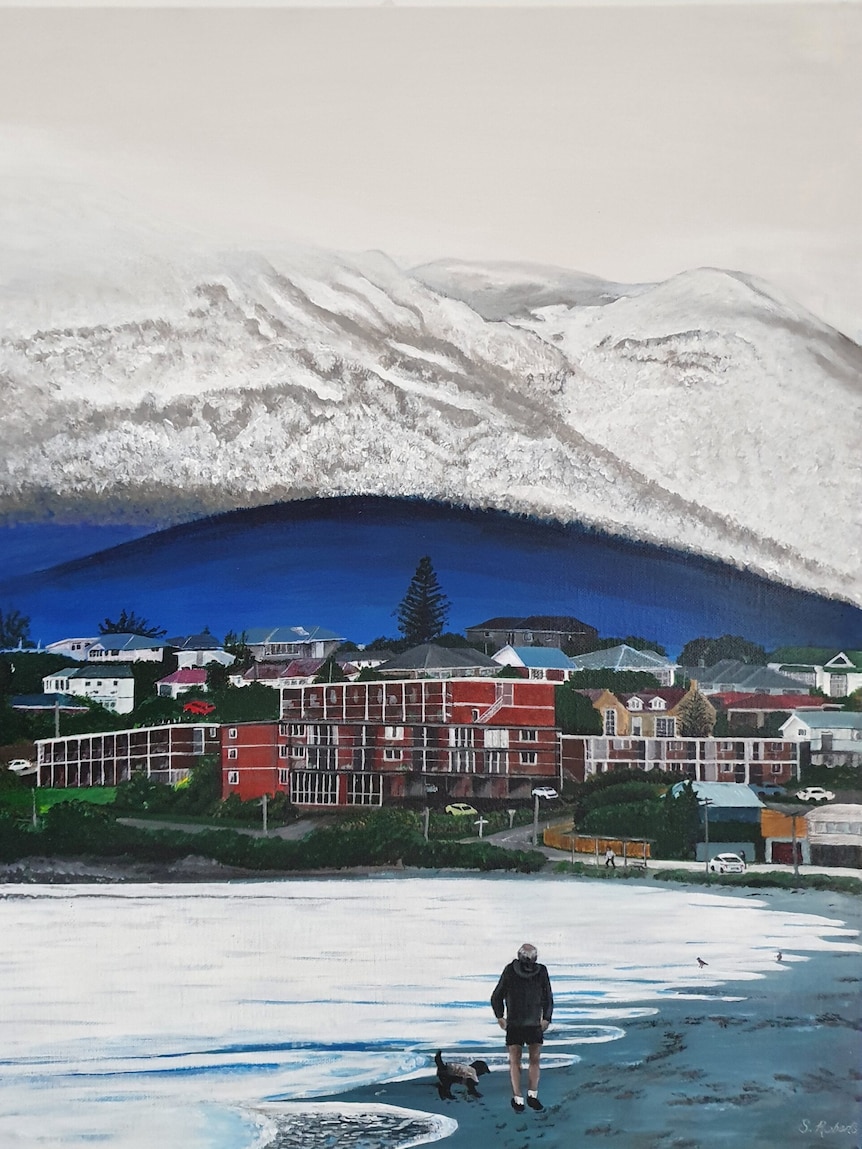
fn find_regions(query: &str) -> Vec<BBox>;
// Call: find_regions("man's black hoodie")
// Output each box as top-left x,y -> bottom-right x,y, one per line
491,957 -> 554,1028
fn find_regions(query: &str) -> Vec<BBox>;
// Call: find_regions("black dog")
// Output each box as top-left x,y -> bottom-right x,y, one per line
435,1050 -> 490,1100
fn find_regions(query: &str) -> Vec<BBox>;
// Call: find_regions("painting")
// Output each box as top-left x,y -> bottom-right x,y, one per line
0,2 -> 860,1147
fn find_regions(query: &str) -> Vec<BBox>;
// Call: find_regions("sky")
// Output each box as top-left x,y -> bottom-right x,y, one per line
0,2 -> 859,338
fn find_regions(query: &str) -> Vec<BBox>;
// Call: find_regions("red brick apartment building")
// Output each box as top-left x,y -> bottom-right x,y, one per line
37,723 -> 221,787
222,678 -> 560,808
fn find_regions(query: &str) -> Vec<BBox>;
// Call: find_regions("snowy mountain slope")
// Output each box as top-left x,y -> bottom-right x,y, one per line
0,244 -> 859,605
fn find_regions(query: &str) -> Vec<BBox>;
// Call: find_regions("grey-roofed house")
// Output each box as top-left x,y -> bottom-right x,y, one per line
569,643 -> 677,686
86,634 -> 165,663
682,660 -> 810,696
781,710 -> 862,768
378,644 -> 500,679
164,633 -> 236,669
244,626 -> 345,662
465,614 -> 598,654
42,663 -> 137,714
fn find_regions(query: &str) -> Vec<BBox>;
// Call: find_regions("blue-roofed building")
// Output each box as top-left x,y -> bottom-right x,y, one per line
492,645 -> 575,681
670,780 -> 765,823
10,693 -> 89,715
245,626 -> 345,662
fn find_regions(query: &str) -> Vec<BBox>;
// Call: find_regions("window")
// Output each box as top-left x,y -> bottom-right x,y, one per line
383,748 -> 402,761
486,750 -> 505,774
449,727 -> 475,748
279,723 -> 289,736
529,669 -> 544,680
227,770 -> 239,785
628,697 -> 643,711
291,746 -> 306,758
650,698 -> 666,710
278,745 -> 290,758
290,771 -> 338,806
484,729 -> 509,749
347,774 -> 383,806
278,768 -> 289,784
604,709 -> 616,736
668,740 -> 685,751
770,763 -> 784,775
655,718 -> 676,738
208,727 -> 218,738
228,728 -> 237,739
384,726 -> 404,740
520,751 -> 538,765
631,720 -> 642,736
227,748 -> 238,760
519,729 -> 538,741
472,708 -> 481,720
290,724 -> 306,737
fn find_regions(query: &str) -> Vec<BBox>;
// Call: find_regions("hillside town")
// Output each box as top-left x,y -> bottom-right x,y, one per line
3,558 -> 861,873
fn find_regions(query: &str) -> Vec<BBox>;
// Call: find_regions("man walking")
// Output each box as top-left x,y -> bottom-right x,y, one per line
605,846 -> 616,869
491,943 -> 554,1113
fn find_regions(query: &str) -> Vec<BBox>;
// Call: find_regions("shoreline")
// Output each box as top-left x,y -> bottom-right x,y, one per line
292,886 -> 861,1149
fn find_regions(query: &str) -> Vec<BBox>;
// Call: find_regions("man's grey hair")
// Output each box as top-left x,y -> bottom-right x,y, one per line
517,943 -> 538,961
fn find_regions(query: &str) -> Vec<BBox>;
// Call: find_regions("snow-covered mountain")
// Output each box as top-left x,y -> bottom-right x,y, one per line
0,244 -> 859,605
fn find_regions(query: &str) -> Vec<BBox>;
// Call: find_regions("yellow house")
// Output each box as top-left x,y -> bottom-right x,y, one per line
590,683 -> 713,739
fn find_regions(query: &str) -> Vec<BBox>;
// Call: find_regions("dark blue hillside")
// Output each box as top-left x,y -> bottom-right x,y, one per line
1,496 -> 859,655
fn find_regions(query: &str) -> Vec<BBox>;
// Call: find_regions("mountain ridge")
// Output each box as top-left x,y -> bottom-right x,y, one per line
1,247 -> 859,605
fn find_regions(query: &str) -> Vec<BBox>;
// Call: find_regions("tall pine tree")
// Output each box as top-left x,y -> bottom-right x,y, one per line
395,557 -> 450,646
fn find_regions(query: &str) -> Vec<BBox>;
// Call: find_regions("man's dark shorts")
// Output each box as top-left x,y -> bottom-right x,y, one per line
505,1024 -> 544,1047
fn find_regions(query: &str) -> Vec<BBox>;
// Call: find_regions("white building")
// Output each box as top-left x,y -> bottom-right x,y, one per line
42,664 -> 136,715
780,710 -> 862,753
44,637 -> 101,661
769,649 -> 862,698
86,634 -> 165,663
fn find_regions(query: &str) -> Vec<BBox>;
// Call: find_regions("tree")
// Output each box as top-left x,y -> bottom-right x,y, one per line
205,661 -> 232,692
99,609 -> 166,638
567,670 -> 661,691
678,635 -> 767,667
555,685 -> 602,734
0,607 -> 33,650
675,689 -> 717,737
395,557 -> 450,646
313,656 -> 347,684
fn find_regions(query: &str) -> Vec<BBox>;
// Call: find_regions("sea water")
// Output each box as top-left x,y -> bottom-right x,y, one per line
0,875 -> 857,1148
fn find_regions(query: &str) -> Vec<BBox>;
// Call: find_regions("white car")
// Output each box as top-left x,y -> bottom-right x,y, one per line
531,787 -> 559,800
708,852 -> 746,874
7,759 -> 35,776
795,787 -> 835,803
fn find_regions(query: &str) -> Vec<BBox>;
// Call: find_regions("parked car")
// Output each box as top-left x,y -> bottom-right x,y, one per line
7,759 -> 35,775
444,803 -> 478,817
183,700 -> 217,716
795,786 -> 835,803
750,783 -> 786,798
708,852 -> 746,874
531,787 -> 559,800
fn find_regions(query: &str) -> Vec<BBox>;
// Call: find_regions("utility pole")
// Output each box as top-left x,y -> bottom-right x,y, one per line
54,696 -> 60,739
532,792 -> 540,846
701,798 -> 713,877
423,806 -> 430,842
261,792 -> 268,835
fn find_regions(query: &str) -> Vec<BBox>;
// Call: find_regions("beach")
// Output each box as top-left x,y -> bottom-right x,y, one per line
0,875 -> 859,1149
254,885 -> 862,1149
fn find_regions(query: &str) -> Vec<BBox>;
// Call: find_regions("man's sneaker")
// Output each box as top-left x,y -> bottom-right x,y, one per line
511,1098 -> 525,1113
527,1095 -> 544,1111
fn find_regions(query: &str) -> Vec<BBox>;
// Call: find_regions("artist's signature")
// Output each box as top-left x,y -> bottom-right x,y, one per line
799,1119 -> 859,1139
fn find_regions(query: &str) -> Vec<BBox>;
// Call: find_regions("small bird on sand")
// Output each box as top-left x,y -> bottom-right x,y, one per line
777,951 -> 783,962
697,957 -> 708,968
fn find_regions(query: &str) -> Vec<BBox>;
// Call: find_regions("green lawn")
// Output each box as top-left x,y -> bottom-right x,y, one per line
36,787 -> 117,811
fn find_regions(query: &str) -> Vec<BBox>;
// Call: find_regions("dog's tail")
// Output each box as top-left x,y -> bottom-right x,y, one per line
435,1050 -> 445,1071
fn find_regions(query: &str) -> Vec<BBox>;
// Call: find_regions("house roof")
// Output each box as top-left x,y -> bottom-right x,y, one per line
157,667 -> 209,686
670,781 -> 765,808
719,693 -> 836,711
619,688 -> 687,708
60,664 -> 135,679
240,659 -> 326,681
824,651 -> 862,670
90,633 -> 164,651
805,804 -> 862,823
783,711 -> 862,730
244,626 -> 344,644
380,644 -> 498,671
468,615 -> 594,633
10,693 -> 89,711
684,661 -> 807,692
164,633 -> 223,651
768,647 -> 843,666
570,644 -> 673,671
495,646 -> 574,669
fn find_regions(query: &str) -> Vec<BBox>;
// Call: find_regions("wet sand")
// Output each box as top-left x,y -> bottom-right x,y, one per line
304,886 -> 862,1149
